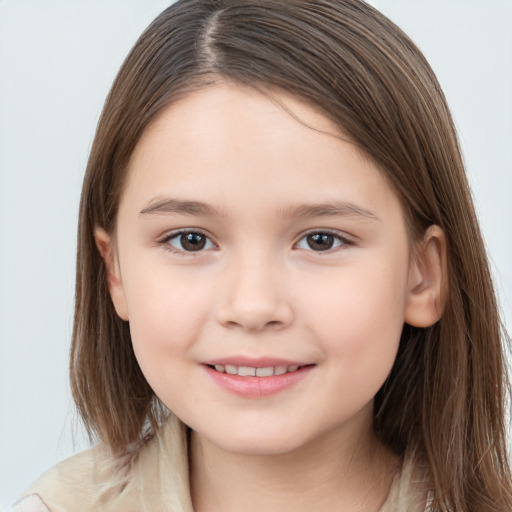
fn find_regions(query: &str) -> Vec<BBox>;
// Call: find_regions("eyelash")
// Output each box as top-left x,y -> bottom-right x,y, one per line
294,229 -> 353,253
159,230 -> 217,256
158,229 -> 354,256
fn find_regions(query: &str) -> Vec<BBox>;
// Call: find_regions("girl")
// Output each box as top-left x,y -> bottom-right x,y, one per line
12,1 -> 511,510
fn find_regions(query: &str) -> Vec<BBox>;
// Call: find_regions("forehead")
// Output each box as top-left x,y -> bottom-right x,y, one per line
130,83 -> 347,168
121,83 -> 401,222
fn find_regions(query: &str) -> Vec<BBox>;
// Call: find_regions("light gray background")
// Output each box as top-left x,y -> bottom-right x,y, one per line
1,0 -> 511,508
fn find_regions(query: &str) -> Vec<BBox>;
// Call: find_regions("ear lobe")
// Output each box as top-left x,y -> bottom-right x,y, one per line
94,227 -> 129,321
404,225 -> 448,328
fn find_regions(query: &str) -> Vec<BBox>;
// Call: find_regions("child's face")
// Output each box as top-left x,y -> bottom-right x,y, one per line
104,83 -> 419,456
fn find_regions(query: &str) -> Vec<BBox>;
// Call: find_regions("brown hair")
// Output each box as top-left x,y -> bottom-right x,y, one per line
70,1 -> 512,509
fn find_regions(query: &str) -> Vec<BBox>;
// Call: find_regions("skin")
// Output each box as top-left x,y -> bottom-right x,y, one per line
96,82 -> 447,512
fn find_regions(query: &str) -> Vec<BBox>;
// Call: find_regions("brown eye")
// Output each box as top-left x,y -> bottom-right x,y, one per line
296,232 -> 345,252
307,233 -> 335,251
181,233 -> 207,251
165,231 -> 214,253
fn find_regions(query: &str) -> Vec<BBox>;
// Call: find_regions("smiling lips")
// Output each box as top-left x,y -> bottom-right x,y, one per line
203,360 -> 314,398
211,364 -> 301,377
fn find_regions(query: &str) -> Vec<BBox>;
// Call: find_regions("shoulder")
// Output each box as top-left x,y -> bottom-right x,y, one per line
10,494 -> 50,512
11,415 -> 192,512
11,444 -> 116,512
380,452 -> 431,512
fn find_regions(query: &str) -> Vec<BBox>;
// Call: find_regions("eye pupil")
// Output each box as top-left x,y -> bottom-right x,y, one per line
307,233 -> 334,251
181,233 -> 206,251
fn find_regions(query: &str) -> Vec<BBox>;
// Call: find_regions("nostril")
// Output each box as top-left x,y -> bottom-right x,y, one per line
226,319 -> 286,332
215,298 -> 294,331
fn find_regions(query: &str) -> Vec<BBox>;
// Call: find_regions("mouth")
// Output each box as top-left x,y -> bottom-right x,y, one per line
203,361 -> 315,398
206,364 -> 308,377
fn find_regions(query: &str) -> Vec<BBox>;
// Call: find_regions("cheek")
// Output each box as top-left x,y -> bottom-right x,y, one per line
303,258 -> 408,380
121,265 -> 214,385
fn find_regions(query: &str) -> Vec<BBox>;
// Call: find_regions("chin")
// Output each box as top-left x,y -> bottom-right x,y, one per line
198,427 -> 307,457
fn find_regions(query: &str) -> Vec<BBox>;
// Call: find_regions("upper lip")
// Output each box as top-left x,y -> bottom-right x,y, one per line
203,357 -> 309,368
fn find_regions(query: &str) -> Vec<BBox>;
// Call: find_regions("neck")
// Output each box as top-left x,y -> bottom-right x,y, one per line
189,417 -> 398,512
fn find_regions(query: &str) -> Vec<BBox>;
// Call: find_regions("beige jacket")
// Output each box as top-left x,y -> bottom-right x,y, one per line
12,416 -> 430,512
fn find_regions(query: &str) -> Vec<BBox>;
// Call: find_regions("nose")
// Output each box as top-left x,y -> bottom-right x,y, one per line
215,253 -> 294,332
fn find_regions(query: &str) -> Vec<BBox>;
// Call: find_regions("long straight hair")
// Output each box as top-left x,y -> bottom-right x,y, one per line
70,1 -> 512,510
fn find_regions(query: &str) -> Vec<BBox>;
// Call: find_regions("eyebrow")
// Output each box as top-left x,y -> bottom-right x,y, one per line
139,198 -> 223,217
278,202 -> 380,221
139,197 -> 380,222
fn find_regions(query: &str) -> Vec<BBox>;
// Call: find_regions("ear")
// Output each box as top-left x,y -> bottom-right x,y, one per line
404,225 -> 448,328
94,227 -> 129,321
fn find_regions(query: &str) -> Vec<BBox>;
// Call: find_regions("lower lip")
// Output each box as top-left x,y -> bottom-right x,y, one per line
203,365 -> 314,398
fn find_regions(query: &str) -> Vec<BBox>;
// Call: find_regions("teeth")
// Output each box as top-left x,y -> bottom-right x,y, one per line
225,364 -> 237,375
274,365 -> 288,376
212,364 -> 302,377
238,366 -> 256,377
256,366 -> 274,377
